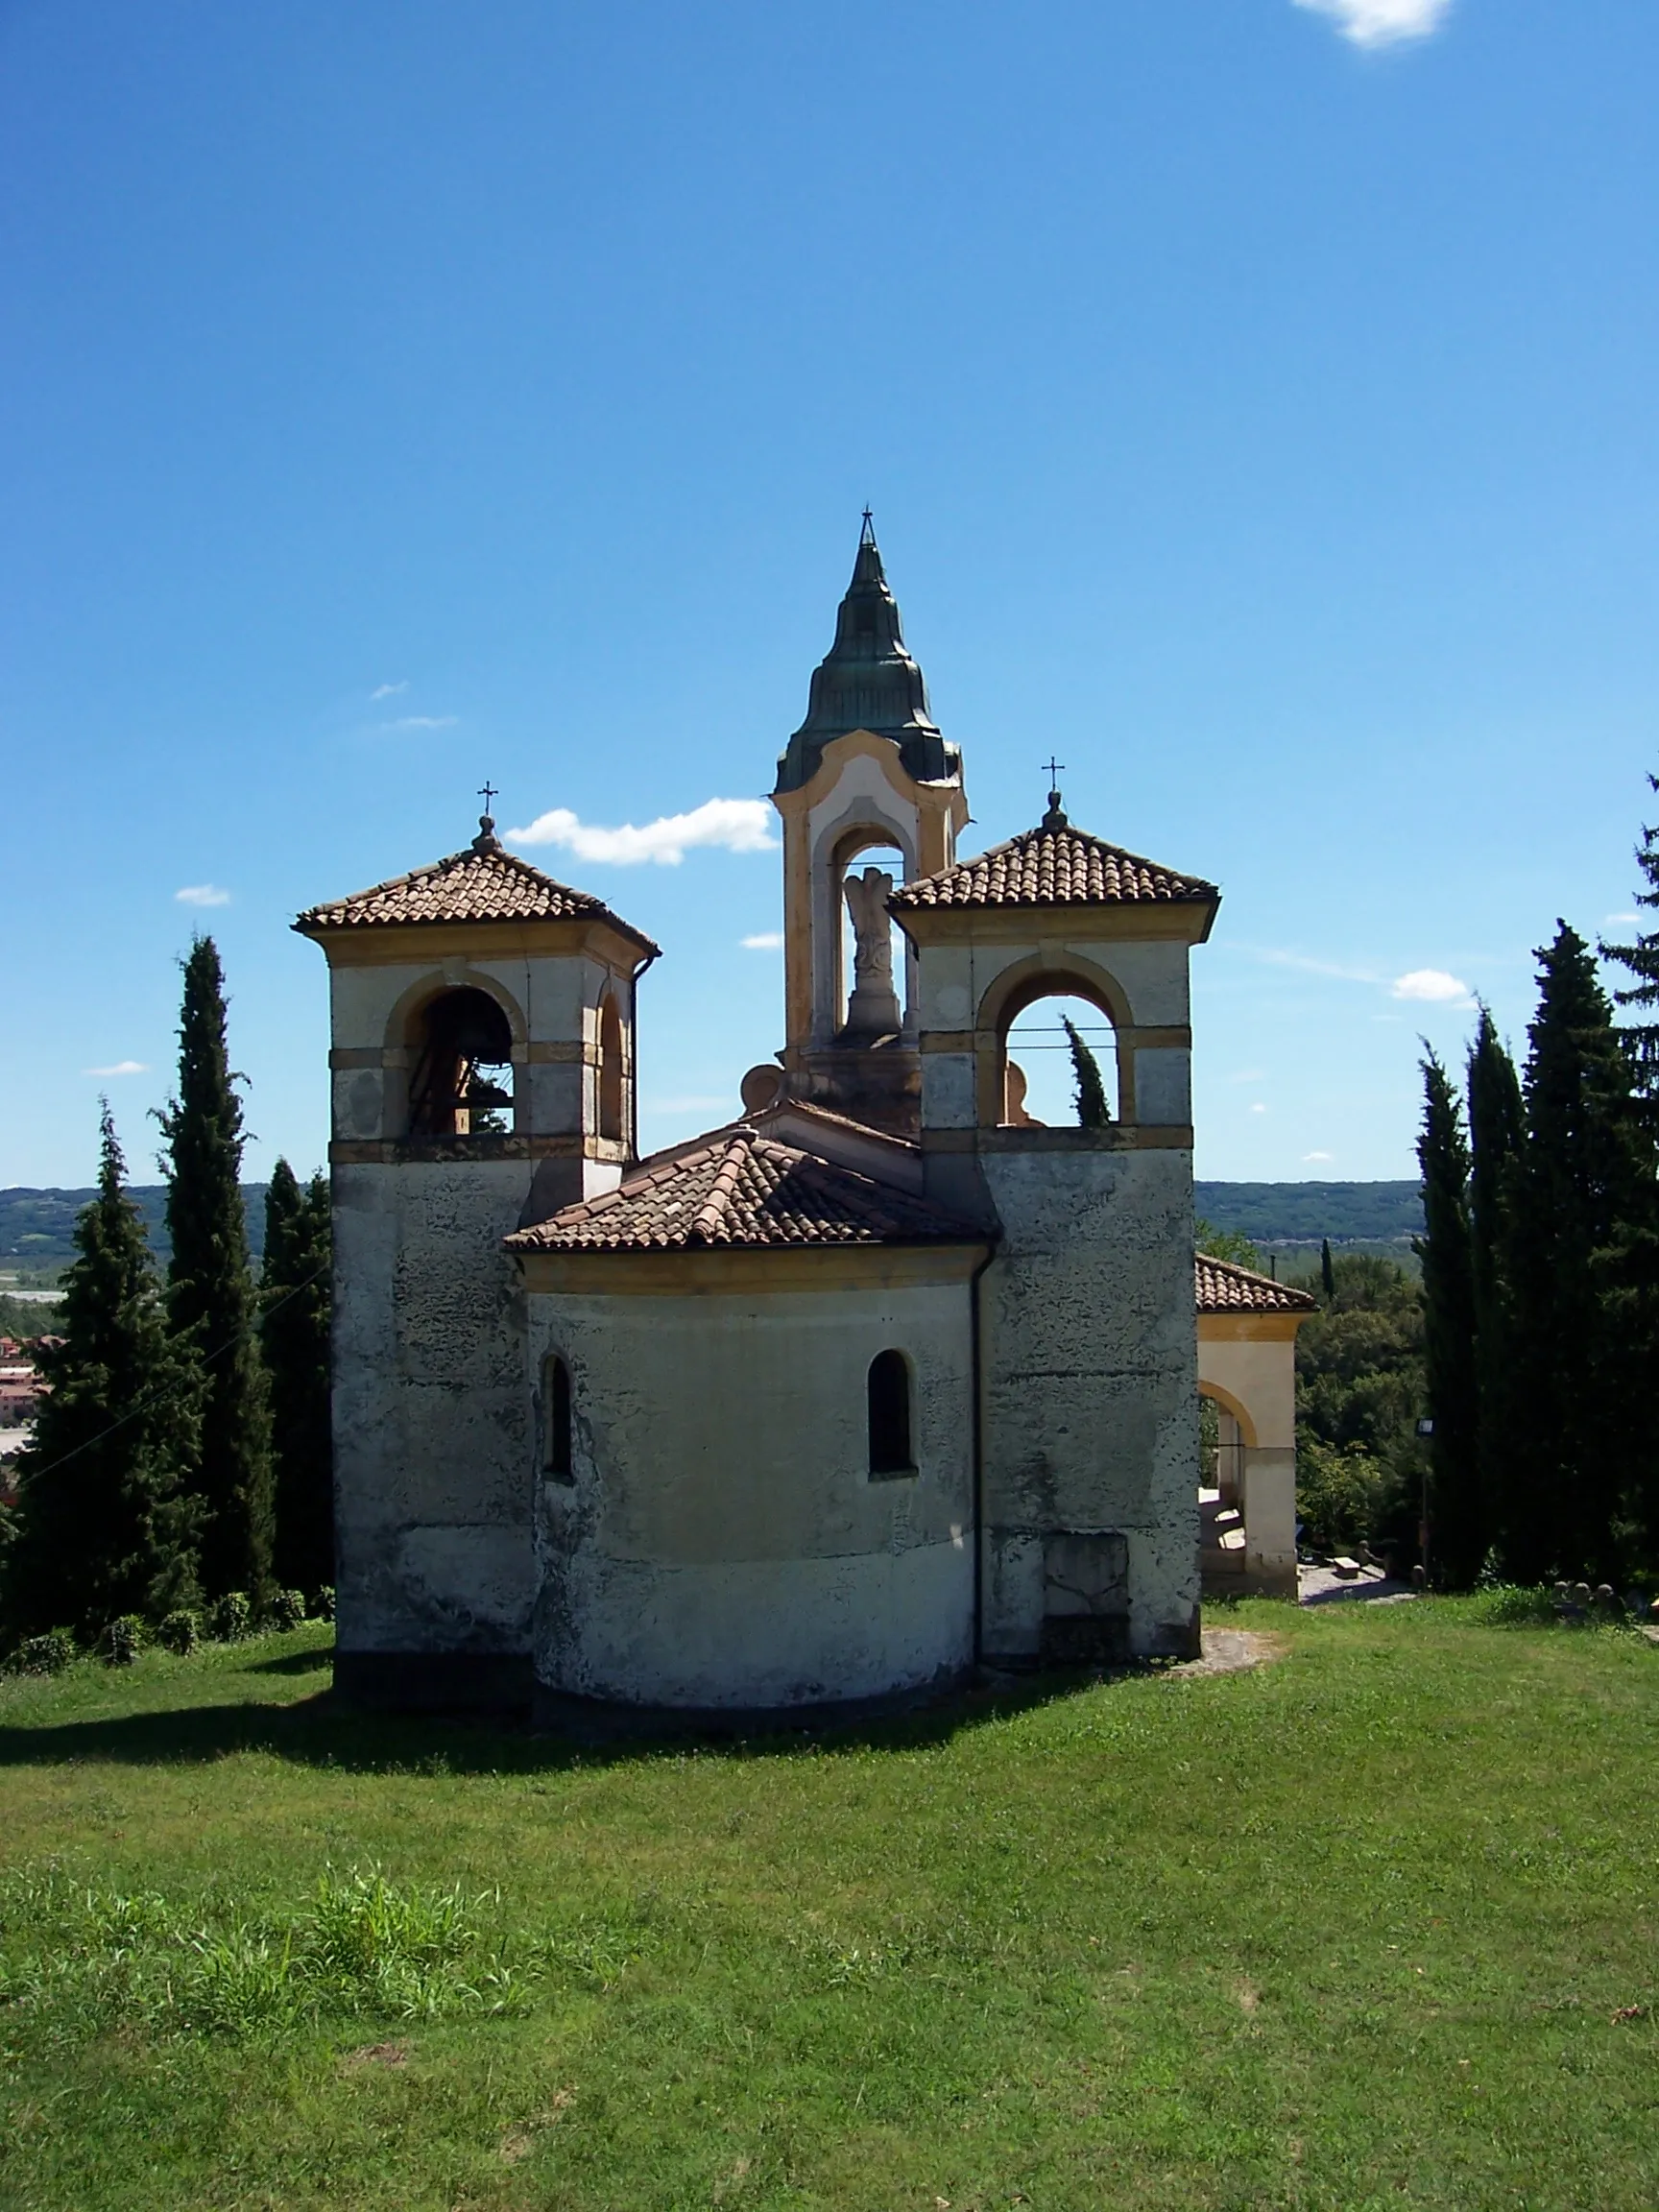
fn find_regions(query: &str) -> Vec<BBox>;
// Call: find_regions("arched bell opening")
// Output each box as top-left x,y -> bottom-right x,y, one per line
830,824 -> 913,1045
406,985 -> 516,1137
998,981 -> 1122,1129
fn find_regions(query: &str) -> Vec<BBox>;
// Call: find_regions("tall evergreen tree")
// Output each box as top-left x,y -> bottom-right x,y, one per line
1600,770 -> 1659,1105
1503,925 -> 1649,1581
1320,1238 -> 1335,1302
1466,1009 -> 1525,1572
1062,1015 -> 1112,1129
262,1161 -> 334,1596
1598,772 -> 1659,1569
157,937 -> 275,1606
1414,1048 -> 1481,1587
4,1107 -> 202,1642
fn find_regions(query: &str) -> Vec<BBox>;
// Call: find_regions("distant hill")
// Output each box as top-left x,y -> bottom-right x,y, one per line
0,1186 -> 269,1279
1193,1181 -> 1422,1245
3,1179 -> 1421,1284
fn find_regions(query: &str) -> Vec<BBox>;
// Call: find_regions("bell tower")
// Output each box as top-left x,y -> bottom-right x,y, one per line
758,517 -> 969,1137
295,808 -> 657,1709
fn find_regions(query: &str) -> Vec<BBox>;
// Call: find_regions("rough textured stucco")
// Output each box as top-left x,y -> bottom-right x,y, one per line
527,1276 -> 975,1707
334,1161 -> 537,1655
977,1144 -> 1200,1661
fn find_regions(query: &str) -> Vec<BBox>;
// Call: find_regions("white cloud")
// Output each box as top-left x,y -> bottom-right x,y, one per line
1303,1149 -> 1334,1163
508,797 -> 779,867
742,931 -> 785,950
84,1060 -> 148,1077
1391,968 -> 1472,1003
1250,1102 -> 1268,1115
381,714 -> 457,732
175,884 -> 231,907
371,680 -> 409,700
1604,913 -> 1640,927
1293,0 -> 1452,49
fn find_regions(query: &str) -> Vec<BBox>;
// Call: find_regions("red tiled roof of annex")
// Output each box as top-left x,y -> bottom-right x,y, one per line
892,822 -> 1216,912
508,1128 -> 983,1253
295,837 -> 656,946
1194,1253 -> 1316,1315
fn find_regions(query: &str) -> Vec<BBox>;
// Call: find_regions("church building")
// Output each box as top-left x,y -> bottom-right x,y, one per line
297,521 -> 1309,1721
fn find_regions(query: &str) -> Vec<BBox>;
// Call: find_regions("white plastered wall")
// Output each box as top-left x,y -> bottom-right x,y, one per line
912,924 -> 1201,1658
526,1271 -> 977,1709
324,938 -> 638,1663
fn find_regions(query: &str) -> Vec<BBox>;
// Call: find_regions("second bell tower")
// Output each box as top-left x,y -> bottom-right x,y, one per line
759,517 -> 968,1137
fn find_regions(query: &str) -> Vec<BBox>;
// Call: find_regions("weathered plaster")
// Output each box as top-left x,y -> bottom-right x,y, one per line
526,1272 -> 976,1707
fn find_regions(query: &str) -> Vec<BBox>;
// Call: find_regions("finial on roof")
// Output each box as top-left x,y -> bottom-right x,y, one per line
473,781 -> 501,854
1041,757 -> 1068,831
774,514 -> 951,794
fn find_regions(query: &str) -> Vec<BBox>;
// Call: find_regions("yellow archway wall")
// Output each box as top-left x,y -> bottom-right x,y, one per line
1197,1313 -> 1300,1598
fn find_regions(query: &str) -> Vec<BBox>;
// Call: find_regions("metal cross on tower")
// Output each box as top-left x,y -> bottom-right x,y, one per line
477,781 -> 498,815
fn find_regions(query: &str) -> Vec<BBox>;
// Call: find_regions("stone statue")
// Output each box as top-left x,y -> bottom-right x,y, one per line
840,866 -> 903,1041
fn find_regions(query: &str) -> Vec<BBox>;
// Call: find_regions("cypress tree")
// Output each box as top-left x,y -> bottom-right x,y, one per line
157,937 -> 275,1607
1062,1016 -> 1112,1129
1320,1238 -> 1335,1302
262,1161 -> 334,1596
1466,1009 -> 1525,1573
1503,925 -> 1648,1581
1600,771 -> 1659,1106
1414,1047 -> 1481,1587
1599,774 -> 1659,1568
5,1107 -> 203,1643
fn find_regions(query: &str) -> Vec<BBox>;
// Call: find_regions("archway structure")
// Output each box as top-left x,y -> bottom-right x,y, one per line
1195,1252 -> 1316,1598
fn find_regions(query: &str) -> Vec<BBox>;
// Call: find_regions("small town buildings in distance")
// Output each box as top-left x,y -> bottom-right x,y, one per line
296,518 -> 1312,1723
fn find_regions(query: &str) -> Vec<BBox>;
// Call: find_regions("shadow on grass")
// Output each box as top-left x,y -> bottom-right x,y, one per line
0,1662 -> 1172,1779
239,1646 -> 337,1676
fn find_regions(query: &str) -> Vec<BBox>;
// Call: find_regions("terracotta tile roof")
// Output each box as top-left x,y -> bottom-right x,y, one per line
508,1128 -> 985,1253
892,822 -> 1216,911
295,833 -> 656,948
1194,1252 -> 1316,1314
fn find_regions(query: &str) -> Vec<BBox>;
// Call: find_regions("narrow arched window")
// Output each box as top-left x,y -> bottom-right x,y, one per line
868,1349 -> 914,1478
544,1355 -> 573,1481
597,995 -> 624,1143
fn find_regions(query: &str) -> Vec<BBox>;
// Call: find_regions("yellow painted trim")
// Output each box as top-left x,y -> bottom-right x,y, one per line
1196,1312 -> 1308,1342
516,1241 -> 991,1296
919,1125 -> 1193,1154
299,918 -> 653,969
896,900 -> 1217,949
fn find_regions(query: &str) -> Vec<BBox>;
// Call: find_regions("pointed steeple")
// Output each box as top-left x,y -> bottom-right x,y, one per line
775,515 -> 954,794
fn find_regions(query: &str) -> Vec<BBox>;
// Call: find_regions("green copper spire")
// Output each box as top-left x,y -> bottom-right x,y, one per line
775,514 -> 955,794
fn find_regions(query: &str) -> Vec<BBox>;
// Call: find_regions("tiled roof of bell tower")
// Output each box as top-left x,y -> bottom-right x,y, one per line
774,514 -> 956,794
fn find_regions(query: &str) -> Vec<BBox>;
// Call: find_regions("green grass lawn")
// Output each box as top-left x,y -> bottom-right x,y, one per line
0,1599 -> 1655,2211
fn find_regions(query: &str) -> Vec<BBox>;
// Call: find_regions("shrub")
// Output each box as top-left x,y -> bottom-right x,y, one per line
1297,1436 -> 1399,1557
210,1592 -> 252,1643
12,1628 -> 75,1675
157,1609 -> 200,1656
311,1585 -> 335,1623
102,1614 -> 146,1667
272,1589 -> 307,1631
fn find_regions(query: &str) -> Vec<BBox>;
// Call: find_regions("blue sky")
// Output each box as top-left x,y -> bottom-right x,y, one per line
3,0 -> 1654,1189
